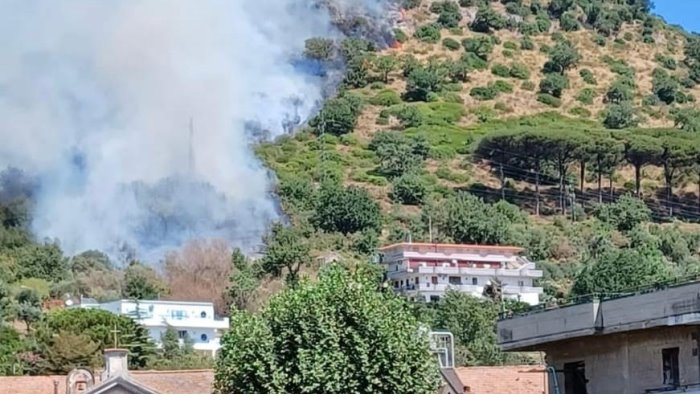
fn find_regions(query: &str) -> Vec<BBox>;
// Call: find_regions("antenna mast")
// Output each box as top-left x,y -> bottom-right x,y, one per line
188,117 -> 195,176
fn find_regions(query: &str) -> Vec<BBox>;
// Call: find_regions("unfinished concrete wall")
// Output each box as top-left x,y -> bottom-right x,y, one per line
545,326 -> 700,394
499,302 -> 597,350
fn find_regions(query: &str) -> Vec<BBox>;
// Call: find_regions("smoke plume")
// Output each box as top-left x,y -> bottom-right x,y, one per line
0,0 -> 395,261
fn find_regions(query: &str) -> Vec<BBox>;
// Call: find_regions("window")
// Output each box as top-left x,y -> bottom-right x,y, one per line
564,361 -> 587,394
431,276 -> 438,284
177,330 -> 188,339
663,347 -> 680,387
472,277 -> 478,285
429,295 -> 440,302
170,310 -> 187,320
200,333 -> 208,342
448,276 -> 462,285
518,280 -> 525,287
200,311 -> 207,318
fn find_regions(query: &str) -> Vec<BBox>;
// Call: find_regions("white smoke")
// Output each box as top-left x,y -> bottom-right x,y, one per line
0,0 -> 393,260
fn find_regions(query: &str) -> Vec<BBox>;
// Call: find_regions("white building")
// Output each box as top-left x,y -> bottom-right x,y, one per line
77,299 -> 229,356
378,243 -> 544,305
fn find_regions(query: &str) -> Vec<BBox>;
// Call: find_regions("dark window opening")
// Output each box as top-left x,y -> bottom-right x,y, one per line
564,361 -> 588,394
663,347 -> 680,387
472,277 -> 478,285
429,295 -> 440,302
448,276 -> 461,285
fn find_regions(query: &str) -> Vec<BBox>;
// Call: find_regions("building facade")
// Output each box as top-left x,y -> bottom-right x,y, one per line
497,281 -> 700,394
378,243 -> 543,305
77,299 -> 229,356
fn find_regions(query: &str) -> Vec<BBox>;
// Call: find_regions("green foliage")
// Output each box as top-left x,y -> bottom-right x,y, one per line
414,23 -> 442,43
12,243 -> 67,281
392,173 -> 429,205
605,81 -> 633,104
559,11 -> 579,31
569,106 -> 591,117
603,102 -> 637,129
427,193 -> 525,245
261,223 -> 310,285
491,63 -> 511,78
431,1 -> 463,28
304,38 -> 335,61
214,264 -> 441,394
309,94 -> 363,136
405,63 -> 448,102
369,89 -> 402,106
471,5 -> 506,33
491,80 -> 513,93
537,93 -> 562,107
42,308 -> 154,370
369,131 -> 427,176
595,195 -> 651,231
671,108 -> 700,132
509,63 -> 530,80
651,68 -> 680,104
313,182 -> 381,235
539,73 -> 569,98
521,80 -> 535,91
655,53 -> 677,70
394,29 -> 408,43
434,291 -> 504,366
572,248 -> 671,296
228,248 -> 259,311
123,262 -> 165,300
372,55 -> 398,83
593,35 -> 606,46
462,36 -> 494,61
576,88 -> 596,105
520,36 -> 535,50
503,41 -> 518,50
15,288 -> 41,331
442,37 -> 461,51
470,86 -> 498,101
546,40 -> 580,74
579,68 -> 597,85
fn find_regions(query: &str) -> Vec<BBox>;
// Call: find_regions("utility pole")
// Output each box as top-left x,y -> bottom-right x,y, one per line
428,214 -> 433,243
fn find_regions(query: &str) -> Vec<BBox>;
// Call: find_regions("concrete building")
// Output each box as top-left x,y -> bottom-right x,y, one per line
77,299 -> 229,356
497,281 -> 700,394
378,243 -> 543,305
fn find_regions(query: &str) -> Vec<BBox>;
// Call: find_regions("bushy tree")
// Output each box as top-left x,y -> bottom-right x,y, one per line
44,331 -> 101,373
41,308 -> 155,370
539,73 -> 569,98
313,183 -> 381,235
572,248 -> 671,296
228,248 -> 260,311
260,223 -> 310,285
308,95 -> 363,136
304,38 -> 335,61
414,23 -> 441,43
428,193 -> 523,245
12,242 -> 67,281
15,288 -> 41,331
652,68 -> 680,104
391,173 -> 428,205
595,195 -> 651,232
405,63 -> 448,102
603,102 -> 637,129
123,261 -> 165,300
462,36 -> 495,61
471,5 -> 506,33
214,264 -> 440,394
434,291 -> 502,366
547,40 -> 580,73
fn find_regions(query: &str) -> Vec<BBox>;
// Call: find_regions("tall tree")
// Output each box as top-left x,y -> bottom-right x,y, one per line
228,248 -> 259,311
123,261 -> 166,300
214,263 -> 440,394
655,136 -> 696,217
514,131 -> 551,215
476,131 -> 517,200
589,137 -> 624,203
624,135 -> 663,197
545,131 -> 585,213
260,223 -> 310,286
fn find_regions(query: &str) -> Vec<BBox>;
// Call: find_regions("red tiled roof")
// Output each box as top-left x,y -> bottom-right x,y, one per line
455,366 -> 548,394
0,370 -> 214,394
379,243 -> 524,253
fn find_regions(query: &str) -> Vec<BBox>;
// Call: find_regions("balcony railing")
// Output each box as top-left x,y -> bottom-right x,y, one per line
395,283 -> 543,294
412,266 -> 543,278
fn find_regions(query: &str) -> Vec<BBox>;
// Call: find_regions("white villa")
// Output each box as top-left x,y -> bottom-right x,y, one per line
378,243 -> 544,305
76,299 -> 229,356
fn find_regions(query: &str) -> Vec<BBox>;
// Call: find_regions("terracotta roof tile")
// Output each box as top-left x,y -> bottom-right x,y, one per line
456,365 -> 548,394
0,370 -> 214,394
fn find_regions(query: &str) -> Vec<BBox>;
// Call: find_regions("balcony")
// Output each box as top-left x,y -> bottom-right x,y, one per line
414,266 -> 543,278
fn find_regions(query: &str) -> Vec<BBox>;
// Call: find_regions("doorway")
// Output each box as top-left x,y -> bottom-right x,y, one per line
564,361 -> 588,394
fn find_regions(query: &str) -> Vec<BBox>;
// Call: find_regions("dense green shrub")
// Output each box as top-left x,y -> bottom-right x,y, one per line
491,80 -> 513,93
470,86 -> 498,101
442,37 -> 461,51
539,73 -> 569,98
394,29 -> 408,43
471,5 -> 506,33
462,36 -> 494,61
509,63 -> 530,80
521,80 -> 536,91
579,69 -> 597,85
491,63 -> 511,78
313,183 -> 381,234
503,41 -> 518,50
369,90 -> 402,106
391,173 -> 428,205
603,102 -> 637,129
537,93 -> 562,107
593,35 -> 606,46
520,36 -> 535,50
569,106 -> 591,117
560,11 -> 579,31
576,88 -> 596,105
414,23 -> 441,43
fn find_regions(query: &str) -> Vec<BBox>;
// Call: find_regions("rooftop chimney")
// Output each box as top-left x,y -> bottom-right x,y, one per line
103,349 -> 129,380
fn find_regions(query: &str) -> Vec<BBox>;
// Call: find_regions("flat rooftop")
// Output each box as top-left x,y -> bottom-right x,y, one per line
498,279 -> 700,351
379,242 -> 524,253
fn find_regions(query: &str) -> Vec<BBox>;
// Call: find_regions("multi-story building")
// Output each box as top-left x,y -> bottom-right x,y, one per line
76,299 -> 229,356
378,242 -> 543,305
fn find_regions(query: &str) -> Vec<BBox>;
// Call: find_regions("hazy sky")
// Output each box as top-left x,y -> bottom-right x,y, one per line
654,0 -> 700,33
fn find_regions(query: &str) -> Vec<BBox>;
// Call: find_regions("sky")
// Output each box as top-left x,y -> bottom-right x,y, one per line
654,0 -> 700,33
